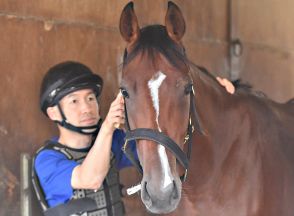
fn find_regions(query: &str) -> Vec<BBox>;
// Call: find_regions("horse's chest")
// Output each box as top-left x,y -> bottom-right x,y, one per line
179,181 -> 264,216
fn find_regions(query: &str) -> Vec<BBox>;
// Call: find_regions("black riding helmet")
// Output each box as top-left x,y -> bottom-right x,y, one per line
40,61 -> 103,135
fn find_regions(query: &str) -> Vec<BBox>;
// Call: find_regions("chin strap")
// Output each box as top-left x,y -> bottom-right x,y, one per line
54,103 -> 102,135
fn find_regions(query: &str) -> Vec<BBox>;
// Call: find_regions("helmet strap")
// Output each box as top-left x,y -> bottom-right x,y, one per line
55,103 -> 102,135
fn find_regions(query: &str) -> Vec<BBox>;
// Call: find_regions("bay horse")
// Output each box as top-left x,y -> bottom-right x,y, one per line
119,2 -> 294,215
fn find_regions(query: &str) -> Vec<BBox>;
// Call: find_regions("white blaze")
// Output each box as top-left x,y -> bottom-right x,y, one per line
148,71 -> 173,188
147,71 -> 166,130
158,145 -> 173,188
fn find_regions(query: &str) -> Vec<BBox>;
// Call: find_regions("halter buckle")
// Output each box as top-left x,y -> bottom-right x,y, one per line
189,117 -> 195,133
122,140 -> 128,152
180,169 -> 188,182
184,169 -> 188,180
191,85 -> 195,95
184,135 -> 189,144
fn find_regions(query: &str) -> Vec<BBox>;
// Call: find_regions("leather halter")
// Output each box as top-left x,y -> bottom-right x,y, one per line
121,82 -> 204,182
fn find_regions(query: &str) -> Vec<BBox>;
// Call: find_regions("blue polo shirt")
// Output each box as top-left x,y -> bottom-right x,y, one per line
35,129 -> 137,208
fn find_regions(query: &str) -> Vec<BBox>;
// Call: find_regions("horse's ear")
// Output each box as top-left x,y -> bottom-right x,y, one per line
165,1 -> 186,42
119,2 -> 140,44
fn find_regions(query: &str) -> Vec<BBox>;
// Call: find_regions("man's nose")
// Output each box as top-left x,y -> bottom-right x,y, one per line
80,100 -> 92,113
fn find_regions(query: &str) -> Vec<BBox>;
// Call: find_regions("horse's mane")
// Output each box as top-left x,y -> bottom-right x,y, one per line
188,62 -> 268,98
231,79 -> 269,98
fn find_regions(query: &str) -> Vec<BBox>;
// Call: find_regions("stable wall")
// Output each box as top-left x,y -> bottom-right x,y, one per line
233,0 -> 294,102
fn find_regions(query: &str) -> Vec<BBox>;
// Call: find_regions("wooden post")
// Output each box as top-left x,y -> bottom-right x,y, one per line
20,153 -> 32,216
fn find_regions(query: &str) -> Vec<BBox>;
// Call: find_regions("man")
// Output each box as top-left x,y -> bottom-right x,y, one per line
33,61 -> 235,216
34,61 -> 135,216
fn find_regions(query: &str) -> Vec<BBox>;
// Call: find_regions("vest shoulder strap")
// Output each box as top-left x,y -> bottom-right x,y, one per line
31,140 -> 75,212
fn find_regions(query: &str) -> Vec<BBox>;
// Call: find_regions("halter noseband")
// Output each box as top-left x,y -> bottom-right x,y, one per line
121,82 -> 204,183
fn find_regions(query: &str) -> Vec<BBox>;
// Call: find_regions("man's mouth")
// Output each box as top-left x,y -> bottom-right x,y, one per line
80,117 -> 97,125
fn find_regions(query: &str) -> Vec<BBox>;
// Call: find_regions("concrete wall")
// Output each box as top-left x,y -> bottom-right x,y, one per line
0,0 -> 293,215
234,0 -> 294,102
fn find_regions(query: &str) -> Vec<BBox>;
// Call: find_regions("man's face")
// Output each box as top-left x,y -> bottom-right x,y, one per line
59,89 -> 100,127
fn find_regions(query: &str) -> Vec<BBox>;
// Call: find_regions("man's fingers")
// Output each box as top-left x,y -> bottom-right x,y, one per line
105,92 -> 125,129
115,92 -> 124,103
216,76 -> 226,86
110,92 -> 124,109
216,77 -> 235,94
110,109 -> 125,118
222,79 -> 235,94
216,76 -> 222,83
109,106 -> 125,129
114,116 -> 125,128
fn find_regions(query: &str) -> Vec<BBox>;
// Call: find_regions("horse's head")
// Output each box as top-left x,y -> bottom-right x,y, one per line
119,2 -> 192,214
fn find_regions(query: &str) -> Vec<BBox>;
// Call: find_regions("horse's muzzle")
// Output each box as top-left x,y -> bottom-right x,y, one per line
141,177 -> 182,214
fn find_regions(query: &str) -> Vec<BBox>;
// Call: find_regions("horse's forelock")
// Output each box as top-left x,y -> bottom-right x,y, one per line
123,25 -> 189,70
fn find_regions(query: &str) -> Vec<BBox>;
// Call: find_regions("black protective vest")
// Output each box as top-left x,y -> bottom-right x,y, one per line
32,141 -> 125,216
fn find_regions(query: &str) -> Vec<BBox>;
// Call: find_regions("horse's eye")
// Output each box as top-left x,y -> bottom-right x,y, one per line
120,87 -> 129,98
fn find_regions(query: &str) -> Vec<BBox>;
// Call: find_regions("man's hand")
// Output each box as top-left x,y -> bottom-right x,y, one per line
216,77 -> 235,94
103,92 -> 125,131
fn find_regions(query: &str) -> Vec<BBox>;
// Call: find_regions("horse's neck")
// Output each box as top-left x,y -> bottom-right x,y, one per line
189,71 -> 294,214
191,70 -> 262,176
190,72 -> 265,210
192,70 -> 230,135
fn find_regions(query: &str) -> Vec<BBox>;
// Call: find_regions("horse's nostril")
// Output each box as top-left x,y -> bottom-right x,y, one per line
144,182 -> 149,198
172,181 -> 178,199
142,181 -> 152,208
168,181 -> 180,206
144,179 -> 180,201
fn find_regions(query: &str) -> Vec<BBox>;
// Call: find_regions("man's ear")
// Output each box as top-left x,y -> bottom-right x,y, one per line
46,106 -> 61,121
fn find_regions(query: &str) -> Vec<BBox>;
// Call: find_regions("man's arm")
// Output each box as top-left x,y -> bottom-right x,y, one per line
71,93 -> 125,190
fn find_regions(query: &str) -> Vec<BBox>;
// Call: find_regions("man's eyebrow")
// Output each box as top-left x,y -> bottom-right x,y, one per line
65,90 -> 95,99
65,92 -> 78,98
